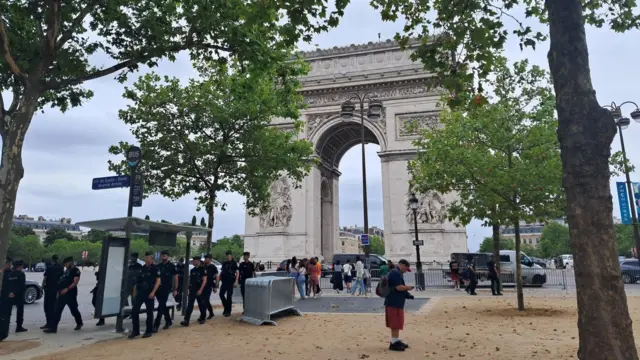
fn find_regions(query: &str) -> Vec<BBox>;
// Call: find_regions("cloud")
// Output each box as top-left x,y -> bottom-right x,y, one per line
5,3 -> 639,255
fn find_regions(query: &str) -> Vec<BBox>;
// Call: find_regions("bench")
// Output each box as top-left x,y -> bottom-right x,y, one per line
122,299 -> 176,320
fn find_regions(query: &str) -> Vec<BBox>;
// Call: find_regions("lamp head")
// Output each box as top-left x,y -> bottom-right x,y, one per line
610,107 -> 622,119
616,117 -> 631,130
409,192 -> 419,210
367,99 -> 383,121
341,100 -> 355,121
630,108 -> 640,122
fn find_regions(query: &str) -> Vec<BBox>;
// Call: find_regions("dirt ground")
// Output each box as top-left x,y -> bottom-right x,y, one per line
27,294 -> 640,360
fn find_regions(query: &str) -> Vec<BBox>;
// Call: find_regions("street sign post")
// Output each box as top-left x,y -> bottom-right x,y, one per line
413,240 -> 424,246
360,234 -> 369,246
131,173 -> 144,207
92,176 -> 130,190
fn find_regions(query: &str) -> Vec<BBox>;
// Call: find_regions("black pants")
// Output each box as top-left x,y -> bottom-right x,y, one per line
202,287 -> 214,316
219,281 -> 234,315
153,290 -> 171,328
52,293 -> 83,331
0,297 -> 23,335
131,292 -> 154,334
467,279 -> 477,294
489,275 -> 500,294
240,282 -> 246,308
176,278 -> 183,308
43,291 -> 57,327
184,290 -> 206,323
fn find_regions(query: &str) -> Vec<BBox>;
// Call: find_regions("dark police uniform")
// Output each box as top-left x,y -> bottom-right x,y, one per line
219,259 -> 238,316
130,262 -> 160,337
42,261 -> 64,328
175,261 -> 185,310
127,258 -> 143,306
182,263 -> 207,325
203,261 -> 218,318
0,264 -> 10,341
0,263 -> 26,338
91,271 -> 105,326
48,265 -> 83,332
153,260 -> 177,330
238,260 -> 255,308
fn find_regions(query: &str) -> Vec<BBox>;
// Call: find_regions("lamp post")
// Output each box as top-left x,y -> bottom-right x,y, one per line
603,101 -> 640,258
409,192 -> 424,290
341,94 -> 383,280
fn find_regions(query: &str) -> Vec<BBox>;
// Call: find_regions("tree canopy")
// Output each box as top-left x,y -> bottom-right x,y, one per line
478,237 -> 514,253
43,228 -> 77,247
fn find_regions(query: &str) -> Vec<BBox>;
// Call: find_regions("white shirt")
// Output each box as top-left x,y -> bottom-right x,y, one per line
342,263 -> 352,275
355,261 -> 364,278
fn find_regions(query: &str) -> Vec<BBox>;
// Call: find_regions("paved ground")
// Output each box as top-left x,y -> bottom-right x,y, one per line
294,295 -> 429,313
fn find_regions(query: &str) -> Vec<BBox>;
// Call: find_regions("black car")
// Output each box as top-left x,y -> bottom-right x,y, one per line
620,259 -> 640,284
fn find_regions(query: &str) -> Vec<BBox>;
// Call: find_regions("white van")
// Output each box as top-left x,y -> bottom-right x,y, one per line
559,254 -> 573,268
499,250 -> 547,286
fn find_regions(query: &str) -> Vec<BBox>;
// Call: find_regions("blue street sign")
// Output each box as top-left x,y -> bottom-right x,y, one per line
360,234 -> 369,246
617,182 -> 632,224
92,175 -> 130,190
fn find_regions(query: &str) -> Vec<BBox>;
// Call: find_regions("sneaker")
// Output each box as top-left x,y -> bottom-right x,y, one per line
15,327 -> 27,333
207,314 -> 214,320
40,325 -> 49,330
127,332 -> 140,339
223,313 -> 230,317
389,342 -> 406,352
152,327 -> 159,333
96,319 -> 105,326
163,322 -> 172,330
470,292 -> 477,296
43,329 -> 57,334
74,324 -> 83,331
198,319 -> 205,324
142,332 -> 152,338
398,341 -> 409,348
180,321 -> 189,327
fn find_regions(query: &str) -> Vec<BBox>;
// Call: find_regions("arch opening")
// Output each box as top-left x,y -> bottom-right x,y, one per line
315,121 -> 380,169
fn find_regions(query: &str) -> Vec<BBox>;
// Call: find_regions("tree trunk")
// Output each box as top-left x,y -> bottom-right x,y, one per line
492,223 -> 502,294
546,0 -> 638,359
0,93 -> 40,290
206,191 -> 217,254
514,219 -> 524,311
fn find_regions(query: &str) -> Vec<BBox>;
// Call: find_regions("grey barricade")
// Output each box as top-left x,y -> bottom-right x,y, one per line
239,276 -> 302,325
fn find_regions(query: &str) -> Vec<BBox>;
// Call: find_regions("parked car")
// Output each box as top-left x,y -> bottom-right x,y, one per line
276,259 -> 288,272
24,280 -> 43,304
530,257 -> 547,268
620,259 -> 640,284
34,262 -> 47,272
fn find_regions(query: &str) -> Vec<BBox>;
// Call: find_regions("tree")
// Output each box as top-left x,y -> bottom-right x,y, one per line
191,216 -> 197,227
11,226 -> 35,237
367,235 -> 385,255
8,234 -> 44,267
211,236 -> 244,261
478,237 -> 514,253
82,229 -> 109,243
144,215 -> 151,221
200,217 -> 206,227
371,0 -> 639,356
43,228 -> 76,247
108,60 -> 314,254
539,222 -> 572,258
409,58 -> 564,311
616,224 -> 635,258
0,0 -> 349,291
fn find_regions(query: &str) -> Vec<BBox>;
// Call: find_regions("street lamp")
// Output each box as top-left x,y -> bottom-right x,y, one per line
603,101 -> 640,258
341,93 -> 383,278
409,192 -> 425,290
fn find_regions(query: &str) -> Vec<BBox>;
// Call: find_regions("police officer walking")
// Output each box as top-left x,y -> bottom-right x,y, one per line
238,252 -> 255,313
180,256 -> 207,326
0,258 -> 12,341
175,258 -> 185,311
41,255 -> 63,330
202,254 -> 219,319
0,260 -> 27,340
127,253 -> 143,307
44,257 -> 83,333
219,250 -> 239,317
128,251 -> 161,339
153,250 -> 178,332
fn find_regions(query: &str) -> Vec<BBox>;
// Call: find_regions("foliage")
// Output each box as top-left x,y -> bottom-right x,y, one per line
11,226 -> 35,237
479,237 -> 514,253
538,222 -> 572,258
210,235 -> 245,262
200,217 -> 206,227
144,215 -> 150,220
615,224 -> 636,258
82,229 -> 109,243
43,228 -> 77,247
367,235 -> 385,256
7,234 -> 45,266
610,151 -> 636,177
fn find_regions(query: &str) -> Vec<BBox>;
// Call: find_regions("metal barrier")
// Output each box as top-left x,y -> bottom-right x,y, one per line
239,276 -> 302,325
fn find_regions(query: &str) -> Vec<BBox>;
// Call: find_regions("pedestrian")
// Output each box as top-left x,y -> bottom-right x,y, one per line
342,259 -> 353,291
203,254 -> 219,319
351,256 -> 365,296
449,255 -> 460,290
288,257 -> 297,295
180,256 -> 207,326
238,252 -> 255,313
219,250 -> 239,317
308,257 -> 320,298
153,250 -> 178,332
90,271 -> 105,326
296,259 -> 307,299
175,257 -> 185,311
331,260 -> 344,293
0,260 -> 27,338
384,259 -> 415,352
44,257 -> 83,334
314,257 -> 322,296
0,258 -> 13,341
379,260 -> 390,277
41,254 -> 64,329
127,253 -> 143,307
127,251 -> 161,339
486,255 -> 502,296
465,256 -> 477,296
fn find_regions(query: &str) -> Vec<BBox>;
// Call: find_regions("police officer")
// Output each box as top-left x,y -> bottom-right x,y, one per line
180,256 -> 207,326
127,253 -> 143,307
0,260 -> 27,339
44,257 -> 83,333
219,250 -> 238,317
0,257 -> 12,341
41,254 -> 63,330
153,250 -> 178,332
128,251 -> 161,339
175,257 -> 185,311
202,254 -> 219,319
238,252 -> 255,313
91,271 -> 105,326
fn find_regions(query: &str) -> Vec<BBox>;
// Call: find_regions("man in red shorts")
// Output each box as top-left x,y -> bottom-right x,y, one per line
384,259 -> 414,351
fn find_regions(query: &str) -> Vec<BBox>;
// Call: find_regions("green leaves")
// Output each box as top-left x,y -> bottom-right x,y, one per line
610,150 -> 636,177
409,56 -> 565,228
108,58 -> 314,217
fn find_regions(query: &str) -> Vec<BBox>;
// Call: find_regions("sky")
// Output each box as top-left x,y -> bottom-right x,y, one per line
5,2 -> 640,252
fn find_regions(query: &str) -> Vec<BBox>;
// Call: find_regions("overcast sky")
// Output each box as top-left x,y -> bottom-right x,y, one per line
6,2 -> 639,252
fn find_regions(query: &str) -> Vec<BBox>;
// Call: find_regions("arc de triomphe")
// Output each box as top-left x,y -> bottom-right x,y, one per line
243,40 -> 468,263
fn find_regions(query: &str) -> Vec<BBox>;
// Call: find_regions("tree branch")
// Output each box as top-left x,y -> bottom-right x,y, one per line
44,43 -> 232,90
0,11 -> 26,77
55,1 -> 99,49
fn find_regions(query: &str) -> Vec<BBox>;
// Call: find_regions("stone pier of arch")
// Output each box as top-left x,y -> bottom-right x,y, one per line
243,40 -> 468,264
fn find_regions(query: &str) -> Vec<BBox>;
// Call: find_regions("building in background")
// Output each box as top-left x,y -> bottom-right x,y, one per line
338,231 -> 360,253
12,215 -> 82,242
177,222 -> 209,249
340,225 -> 384,239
